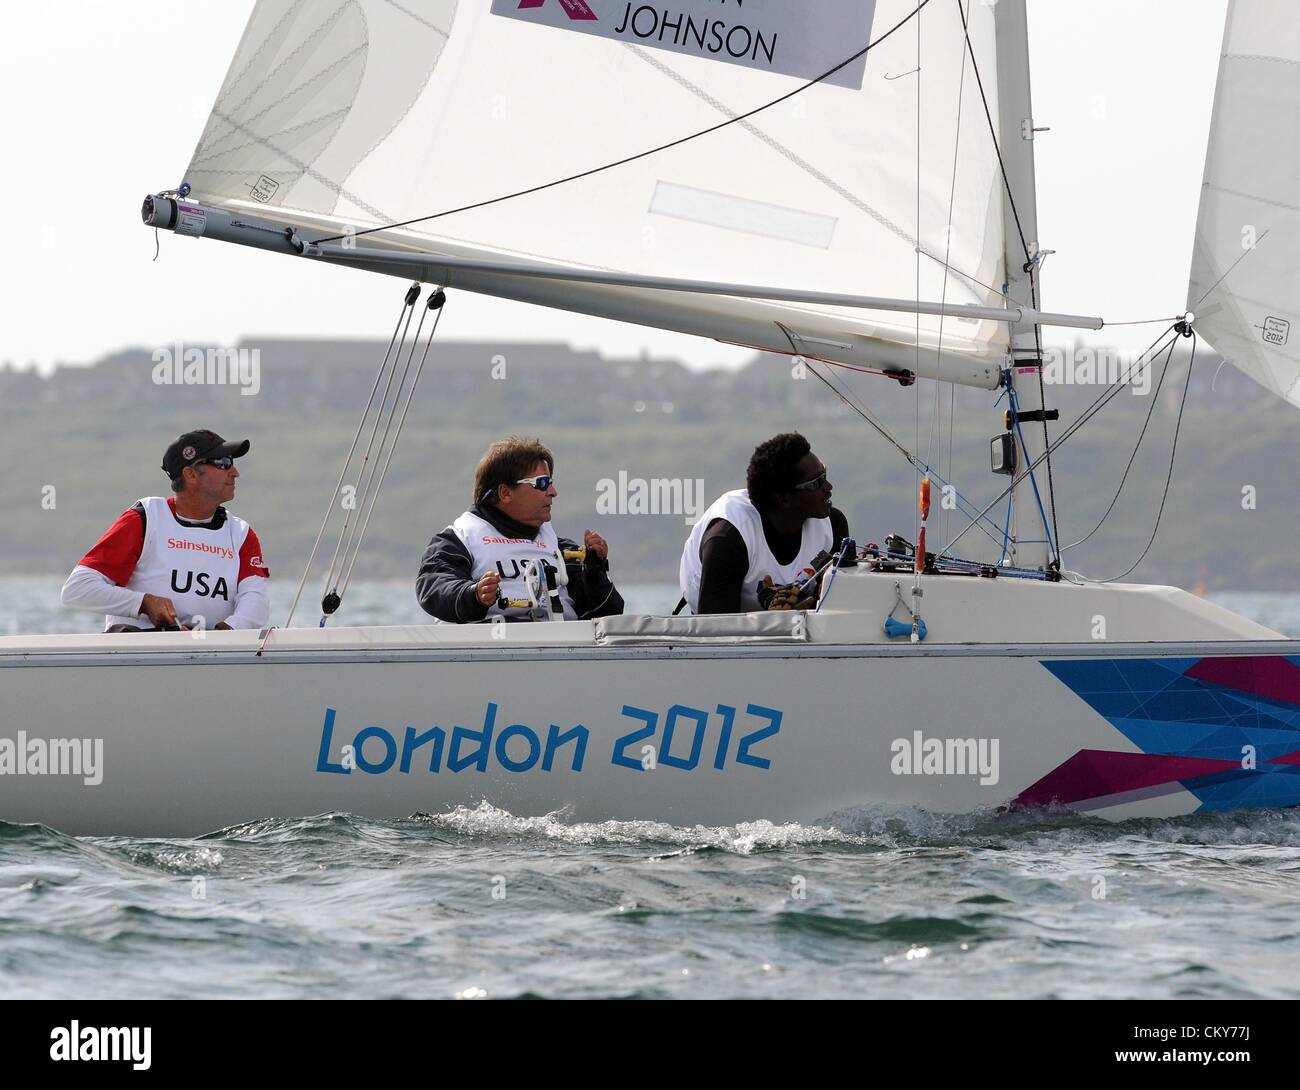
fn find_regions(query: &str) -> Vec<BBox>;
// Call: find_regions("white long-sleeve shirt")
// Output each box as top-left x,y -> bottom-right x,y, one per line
60,564 -> 270,629
63,497 -> 270,631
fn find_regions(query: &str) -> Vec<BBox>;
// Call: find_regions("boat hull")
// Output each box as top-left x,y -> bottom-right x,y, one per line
3,637 -> 1297,836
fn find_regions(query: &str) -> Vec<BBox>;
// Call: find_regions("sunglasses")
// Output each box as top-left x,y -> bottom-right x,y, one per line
515,474 -> 554,491
197,456 -> 235,470
792,469 -> 829,492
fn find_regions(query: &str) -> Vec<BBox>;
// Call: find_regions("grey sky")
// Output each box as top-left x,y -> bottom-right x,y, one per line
0,0 -> 1227,372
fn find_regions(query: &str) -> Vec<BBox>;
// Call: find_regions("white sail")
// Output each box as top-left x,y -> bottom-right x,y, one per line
1189,0 -> 1300,407
181,0 -> 1012,359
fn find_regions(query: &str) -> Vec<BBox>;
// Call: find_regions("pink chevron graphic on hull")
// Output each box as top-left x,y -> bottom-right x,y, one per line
518,0 -> 598,19
1184,656 -> 1300,705
1013,749 -> 1242,809
1268,750 -> 1300,766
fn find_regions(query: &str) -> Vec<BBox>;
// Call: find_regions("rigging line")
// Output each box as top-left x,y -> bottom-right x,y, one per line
1007,376 -> 1058,561
997,487 -> 1014,565
955,0 -> 1055,559
955,0 -> 1031,265
917,463 -> 1014,550
944,324 -> 1180,559
723,337 -> 905,380
321,288 -> 422,593
815,358 -> 911,379
283,284 -> 419,630
811,361 -> 1007,551
1082,331 -> 1198,583
1030,271 -> 1063,568
930,0 -> 973,539
956,0 -> 1060,564
944,374 -> 956,549
340,293 -> 448,598
1104,315 -> 1190,327
777,325 -> 912,465
311,0 -> 936,244
776,324 -> 1009,549
914,1 -> 923,587
1061,334 -> 1178,552
939,323 -> 1181,559
328,293 -> 433,597
918,251 -> 1008,306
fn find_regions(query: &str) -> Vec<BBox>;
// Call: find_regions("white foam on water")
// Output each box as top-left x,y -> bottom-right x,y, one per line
411,800 -> 1300,855
105,844 -> 226,874
153,846 -> 225,872
415,801 -> 871,854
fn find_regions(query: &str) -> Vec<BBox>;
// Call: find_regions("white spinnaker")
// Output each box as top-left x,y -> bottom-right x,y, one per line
184,0 -> 1010,357
1189,0 -> 1300,407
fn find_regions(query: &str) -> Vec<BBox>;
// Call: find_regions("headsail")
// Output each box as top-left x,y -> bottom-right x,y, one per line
178,0 -> 1013,367
1189,0 -> 1300,407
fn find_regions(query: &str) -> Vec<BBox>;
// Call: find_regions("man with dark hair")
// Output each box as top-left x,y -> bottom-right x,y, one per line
680,432 -> 849,614
416,436 -> 624,623
61,429 -> 269,632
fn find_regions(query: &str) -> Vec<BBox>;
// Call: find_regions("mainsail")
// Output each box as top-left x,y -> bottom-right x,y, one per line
1189,0 -> 1300,407
177,0 -> 1016,376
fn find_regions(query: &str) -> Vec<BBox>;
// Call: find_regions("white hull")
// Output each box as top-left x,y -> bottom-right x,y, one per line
2,572 -> 1295,836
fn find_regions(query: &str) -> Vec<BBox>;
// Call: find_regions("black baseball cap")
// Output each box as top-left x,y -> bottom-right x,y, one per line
162,430 -> 250,479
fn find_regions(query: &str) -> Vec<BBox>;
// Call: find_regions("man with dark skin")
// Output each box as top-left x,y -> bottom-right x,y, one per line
681,432 -> 849,615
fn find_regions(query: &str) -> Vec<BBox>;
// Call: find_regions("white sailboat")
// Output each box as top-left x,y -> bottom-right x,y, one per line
3,0 -> 1297,835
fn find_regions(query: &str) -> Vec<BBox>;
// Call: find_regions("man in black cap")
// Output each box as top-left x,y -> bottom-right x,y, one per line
61,430 -> 270,632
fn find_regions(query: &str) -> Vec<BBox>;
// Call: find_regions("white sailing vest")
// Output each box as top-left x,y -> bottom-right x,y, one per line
107,496 -> 250,629
448,510 -> 577,620
679,489 -> 833,613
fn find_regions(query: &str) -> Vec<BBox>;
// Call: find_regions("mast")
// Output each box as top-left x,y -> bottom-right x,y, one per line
994,0 -> 1056,570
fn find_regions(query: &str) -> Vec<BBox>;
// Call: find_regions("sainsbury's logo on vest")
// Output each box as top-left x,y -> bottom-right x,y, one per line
167,538 -> 235,560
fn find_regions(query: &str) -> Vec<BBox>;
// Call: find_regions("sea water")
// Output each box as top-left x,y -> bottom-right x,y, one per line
1,578 -> 1298,999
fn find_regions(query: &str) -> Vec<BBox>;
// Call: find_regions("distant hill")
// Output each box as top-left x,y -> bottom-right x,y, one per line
1,337 -> 1296,594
